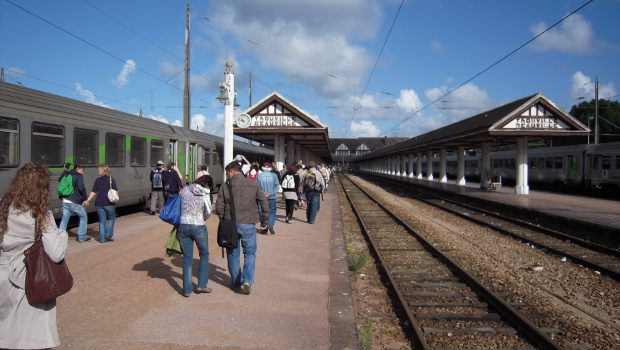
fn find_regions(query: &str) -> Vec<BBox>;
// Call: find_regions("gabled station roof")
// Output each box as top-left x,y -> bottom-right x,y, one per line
234,92 -> 331,159
356,93 -> 590,160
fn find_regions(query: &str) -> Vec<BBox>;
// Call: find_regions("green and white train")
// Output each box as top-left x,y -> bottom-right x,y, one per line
0,81 -> 273,218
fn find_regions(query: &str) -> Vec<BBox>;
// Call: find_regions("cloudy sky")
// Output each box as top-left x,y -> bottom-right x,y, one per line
1,0 -> 618,138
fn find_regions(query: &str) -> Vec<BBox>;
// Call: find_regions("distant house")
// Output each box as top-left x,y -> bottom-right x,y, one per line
330,137 -> 407,169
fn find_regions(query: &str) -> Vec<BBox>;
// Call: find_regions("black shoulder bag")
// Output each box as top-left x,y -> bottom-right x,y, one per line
217,180 -> 239,250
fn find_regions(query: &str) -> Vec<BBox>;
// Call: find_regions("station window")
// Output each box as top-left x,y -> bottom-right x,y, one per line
74,128 -> 98,166
106,133 -> 125,167
554,157 -> 563,169
0,117 -> 19,167
31,122 -> 64,166
545,157 -> 554,169
130,136 -> 147,167
601,156 -> 611,170
150,139 -> 164,166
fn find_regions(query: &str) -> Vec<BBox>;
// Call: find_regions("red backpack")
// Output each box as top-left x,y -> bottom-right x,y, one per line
247,169 -> 258,181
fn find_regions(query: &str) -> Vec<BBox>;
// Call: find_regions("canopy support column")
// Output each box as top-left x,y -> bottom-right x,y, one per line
457,146 -> 466,186
516,137 -> 529,195
426,151 -> 434,181
439,149 -> 447,183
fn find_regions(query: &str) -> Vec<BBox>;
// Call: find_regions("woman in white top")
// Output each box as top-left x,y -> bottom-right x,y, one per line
0,162 -> 69,349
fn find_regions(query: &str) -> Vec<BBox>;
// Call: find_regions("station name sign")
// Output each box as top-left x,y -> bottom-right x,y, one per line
504,116 -> 566,129
252,115 -> 307,127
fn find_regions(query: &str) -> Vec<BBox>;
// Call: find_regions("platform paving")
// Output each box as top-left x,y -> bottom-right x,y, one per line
55,188 -> 357,349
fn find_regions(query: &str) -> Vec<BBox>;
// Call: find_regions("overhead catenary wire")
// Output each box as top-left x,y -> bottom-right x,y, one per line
4,0 -> 213,107
1,67 -> 185,122
381,0 -> 595,136
82,0 -> 182,60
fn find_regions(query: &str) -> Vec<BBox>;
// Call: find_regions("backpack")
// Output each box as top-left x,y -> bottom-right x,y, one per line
247,169 -> 258,181
303,171 -> 322,192
57,173 -> 74,197
320,167 -> 328,179
282,174 -> 295,189
152,170 -> 163,189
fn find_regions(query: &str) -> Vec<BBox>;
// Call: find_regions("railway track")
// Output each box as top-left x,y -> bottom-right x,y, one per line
339,174 -> 568,350
370,176 -> 620,282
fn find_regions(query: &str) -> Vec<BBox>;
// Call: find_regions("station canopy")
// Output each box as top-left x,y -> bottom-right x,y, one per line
234,92 -> 331,159
356,93 -> 590,160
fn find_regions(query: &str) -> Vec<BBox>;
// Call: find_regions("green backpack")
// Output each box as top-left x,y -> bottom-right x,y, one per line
58,173 -> 74,197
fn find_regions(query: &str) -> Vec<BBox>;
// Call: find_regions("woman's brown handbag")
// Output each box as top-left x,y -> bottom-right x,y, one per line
24,220 -> 73,304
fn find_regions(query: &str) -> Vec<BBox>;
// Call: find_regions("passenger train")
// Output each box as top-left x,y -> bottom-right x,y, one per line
428,142 -> 620,192
0,82 -> 273,218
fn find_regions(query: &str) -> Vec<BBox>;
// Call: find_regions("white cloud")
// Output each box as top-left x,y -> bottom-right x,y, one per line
529,14 -> 594,54
350,120 -> 380,137
396,89 -> 422,113
207,1 -> 381,97
425,83 -> 492,118
191,113 -> 225,136
115,59 -> 137,87
74,83 -> 110,108
190,72 -> 210,89
160,61 -> 181,76
430,40 -> 445,53
570,71 -> 616,101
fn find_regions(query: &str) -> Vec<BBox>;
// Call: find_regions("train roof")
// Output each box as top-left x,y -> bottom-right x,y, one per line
0,81 -> 273,156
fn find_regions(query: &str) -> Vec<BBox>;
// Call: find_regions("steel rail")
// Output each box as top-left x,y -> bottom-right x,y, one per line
338,175 -> 429,349
374,176 -> 620,281
339,173 -> 563,350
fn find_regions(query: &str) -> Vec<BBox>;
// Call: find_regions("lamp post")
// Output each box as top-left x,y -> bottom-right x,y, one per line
217,61 -> 236,183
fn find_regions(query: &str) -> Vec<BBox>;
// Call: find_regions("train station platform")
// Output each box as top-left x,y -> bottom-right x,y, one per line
55,188 -> 358,349
364,171 -> 620,231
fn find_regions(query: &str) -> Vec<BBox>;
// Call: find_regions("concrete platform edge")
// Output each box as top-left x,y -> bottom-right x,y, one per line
328,189 -> 360,350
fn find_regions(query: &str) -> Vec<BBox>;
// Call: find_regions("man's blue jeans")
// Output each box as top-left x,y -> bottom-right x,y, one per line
226,223 -> 257,289
96,205 -> 116,242
59,202 -> 88,241
305,191 -> 320,224
178,224 -> 210,295
258,197 -> 277,229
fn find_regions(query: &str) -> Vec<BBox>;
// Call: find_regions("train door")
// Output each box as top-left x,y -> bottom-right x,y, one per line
567,155 -> 580,184
168,140 -> 177,163
177,141 -> 186,181
188,143 -> 198,182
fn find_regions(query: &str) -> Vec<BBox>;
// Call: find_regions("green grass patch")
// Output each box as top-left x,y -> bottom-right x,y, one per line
359,321 -> 373,350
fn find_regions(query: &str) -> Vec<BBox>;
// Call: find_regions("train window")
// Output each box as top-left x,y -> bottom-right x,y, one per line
0,117 -> 19,167
213,150 -> 221,167
105,133 -> 125,167
537,157 -> 544,169
529,158 -> 537,169
150,139 -> 164,166
601,156 -> 611,170
615,156 -> 620,170
74,128 -> 98,166
508,159 -> 515,169
554,157 -> 563,169
545,157 -> 554,169
31,122 -> 64,166
130,136 -> 147,167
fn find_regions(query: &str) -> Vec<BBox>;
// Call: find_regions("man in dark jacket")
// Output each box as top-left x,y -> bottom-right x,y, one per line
59,164 -> 90,242
162,161 -> 183,202
215,161 -> 268,295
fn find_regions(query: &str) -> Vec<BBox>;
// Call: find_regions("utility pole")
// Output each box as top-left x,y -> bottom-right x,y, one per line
0,68 -> 4,82
594,76 -> 599,144
182,3 -> 191,129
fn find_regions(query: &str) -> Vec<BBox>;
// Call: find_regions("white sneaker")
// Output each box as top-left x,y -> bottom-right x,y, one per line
242,282 -> 251,295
